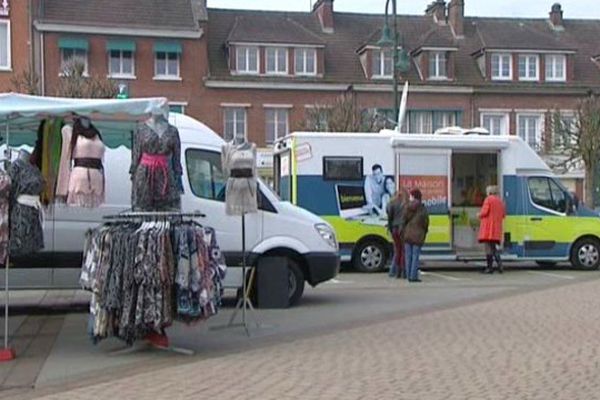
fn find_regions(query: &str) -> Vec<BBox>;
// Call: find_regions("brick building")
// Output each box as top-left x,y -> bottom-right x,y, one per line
32,0 -> 207,116
23,0 -> 600,198
0,0 -> 33,91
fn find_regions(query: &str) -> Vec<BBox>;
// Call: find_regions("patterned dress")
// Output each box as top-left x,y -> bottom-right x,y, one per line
8,159 -> 45,256
0,172 -> 10,265
130,123 -> 182,211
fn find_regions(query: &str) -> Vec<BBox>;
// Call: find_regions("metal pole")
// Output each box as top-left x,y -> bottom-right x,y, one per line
3,117 -> 9,350
392,0 -> 399,125
241,212 -> 247,330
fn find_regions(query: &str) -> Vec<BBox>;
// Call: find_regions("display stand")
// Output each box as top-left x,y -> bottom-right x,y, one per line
212,212 -> 261,336
0,121 -> 14,362
103,210 -> 206,356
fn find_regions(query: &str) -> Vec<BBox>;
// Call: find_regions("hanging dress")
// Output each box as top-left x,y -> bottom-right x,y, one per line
8,158 -> 44,256
56,125 -> 106,208
221,142 -> 258,215
0,171 -> 10,264
130,123 -> 182,211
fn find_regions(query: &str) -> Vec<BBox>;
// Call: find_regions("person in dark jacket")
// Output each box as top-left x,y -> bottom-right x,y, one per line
386,187 -> 409,278
403,189 -> 429,282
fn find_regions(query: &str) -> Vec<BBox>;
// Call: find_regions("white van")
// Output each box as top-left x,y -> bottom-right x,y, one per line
274,130 -> 598,272
16,114 -> 339,305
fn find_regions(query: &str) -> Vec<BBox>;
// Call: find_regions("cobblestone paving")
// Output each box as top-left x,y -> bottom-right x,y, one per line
24,278 -> 600,400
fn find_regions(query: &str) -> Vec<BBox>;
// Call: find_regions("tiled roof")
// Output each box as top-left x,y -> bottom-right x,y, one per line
207,8 -> 600,87
38,0 -> 200,31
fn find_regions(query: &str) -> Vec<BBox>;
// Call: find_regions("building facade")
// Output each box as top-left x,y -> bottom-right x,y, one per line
18,0 -> 600,198
0,0 -> 34,92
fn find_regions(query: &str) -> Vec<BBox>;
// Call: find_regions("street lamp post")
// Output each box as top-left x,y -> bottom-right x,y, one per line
378,0 -> 410,129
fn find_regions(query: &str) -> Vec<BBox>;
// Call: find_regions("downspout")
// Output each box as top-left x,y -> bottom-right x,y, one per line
28,0 -> 33,72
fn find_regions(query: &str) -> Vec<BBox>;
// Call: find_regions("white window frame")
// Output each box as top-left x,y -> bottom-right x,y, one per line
60,48 -> 88,76
265,108 -> 289,144
372,48 -> 393,79
294,48 -> 317,76
518,54 -> 539,81
168,102 -> 188,115
480,112 -> 510,135
517,112 -> 544,151
223,107 -> 247,142
265,47 -> 288,75
0,20 -> 11,71
236,46 -> 259,75
154,51 -> 180,79
545,54 -> 566,82
108,49 -> 135,79
428,51 -> 447,80
491,53 -> 512,81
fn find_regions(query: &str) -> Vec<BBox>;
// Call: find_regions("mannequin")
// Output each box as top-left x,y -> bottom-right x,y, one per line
17,149 -> 31,162
221,139 -> 258,215
56,116 -> 106,207
130,109 -> 182,210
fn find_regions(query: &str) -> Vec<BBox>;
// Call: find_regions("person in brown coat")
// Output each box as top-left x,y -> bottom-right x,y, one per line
403,189 -> 429,282
386,187 -> 409,278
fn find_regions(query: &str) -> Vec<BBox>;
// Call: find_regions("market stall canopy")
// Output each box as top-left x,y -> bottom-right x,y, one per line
0,93 -> 169,149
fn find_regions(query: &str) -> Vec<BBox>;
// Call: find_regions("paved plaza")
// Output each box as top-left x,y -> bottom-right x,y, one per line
1,266 -> 600,399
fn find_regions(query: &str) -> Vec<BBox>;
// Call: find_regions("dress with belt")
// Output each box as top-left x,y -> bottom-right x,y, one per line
130,123 -> 182,211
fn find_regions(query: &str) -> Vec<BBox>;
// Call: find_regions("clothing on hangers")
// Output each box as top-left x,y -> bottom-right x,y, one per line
221,142 -> 258,215
81,218 -> 226,345
8,158 -> 44,256
0,171 -> 10,265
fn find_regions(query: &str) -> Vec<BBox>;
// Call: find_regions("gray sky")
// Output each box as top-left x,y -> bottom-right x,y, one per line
207,0 -> 600,19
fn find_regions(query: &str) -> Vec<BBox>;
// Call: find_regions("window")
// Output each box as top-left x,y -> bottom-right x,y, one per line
266,47 -> 287,74
294,48 -> 316,75
61,48 -> 88,75
517,114 -> 543,150
481,113 -> 509,135
186,149 -> 226,201
169,103 -> 186,114
553,113 -> 576,148
528,177 -> 567,214
428,51 -> 447,79
109,50 -> 134,77
323,157 -> 363,181
0,21 -> 10,69
265,108 -> 289,144
155,52 -> 179,77
236,46 -> 259,74
408,110 -> 461,133
545,54 -> 566,82
372,49 -> 393,78
223,107 -> 246,142
518,54 -> 539,81
491,53 -> 512,80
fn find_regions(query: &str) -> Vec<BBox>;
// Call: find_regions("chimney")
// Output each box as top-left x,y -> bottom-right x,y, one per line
549,3 -> 564,29
425,0 -> 446,25
448,0 -> 464,38
191,0 -> 208,22
313,0 -> 334,33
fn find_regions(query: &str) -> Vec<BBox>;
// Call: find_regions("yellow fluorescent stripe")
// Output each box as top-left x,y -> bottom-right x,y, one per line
323,215 -> 451,244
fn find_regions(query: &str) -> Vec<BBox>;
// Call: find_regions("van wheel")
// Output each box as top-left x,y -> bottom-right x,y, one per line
571,238 -> 600,270
353,240 -> 387,272
288,259 -> 305,306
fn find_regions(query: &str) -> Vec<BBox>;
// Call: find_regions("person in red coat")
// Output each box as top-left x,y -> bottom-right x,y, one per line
478,185 -> 506,274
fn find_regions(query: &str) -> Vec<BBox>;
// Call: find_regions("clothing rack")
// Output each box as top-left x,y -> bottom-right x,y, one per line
103,211 -> 206,220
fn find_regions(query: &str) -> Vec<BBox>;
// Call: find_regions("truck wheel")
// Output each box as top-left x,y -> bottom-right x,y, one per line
353,240 -> 387,272
570,238 -> 600,270
288,259 -> 305,306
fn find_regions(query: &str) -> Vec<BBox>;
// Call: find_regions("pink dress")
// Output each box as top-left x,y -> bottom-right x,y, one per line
56,125 -> 105,208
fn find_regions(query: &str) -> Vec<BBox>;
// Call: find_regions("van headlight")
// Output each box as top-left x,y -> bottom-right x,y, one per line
315,223 -> 338,249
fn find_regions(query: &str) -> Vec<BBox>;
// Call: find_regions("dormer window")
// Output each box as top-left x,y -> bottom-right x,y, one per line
428,51 -> 447,79
266,47 -> 288,75
491,53 -> 512,80
236,46 -> 259,74
518,54 -> 539,81
295,48 -> 316,76
545,54 -> 566,82
372,49 -> 392,78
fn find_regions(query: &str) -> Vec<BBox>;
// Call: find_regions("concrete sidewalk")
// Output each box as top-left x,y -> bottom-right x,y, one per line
1,270 -> 599,399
